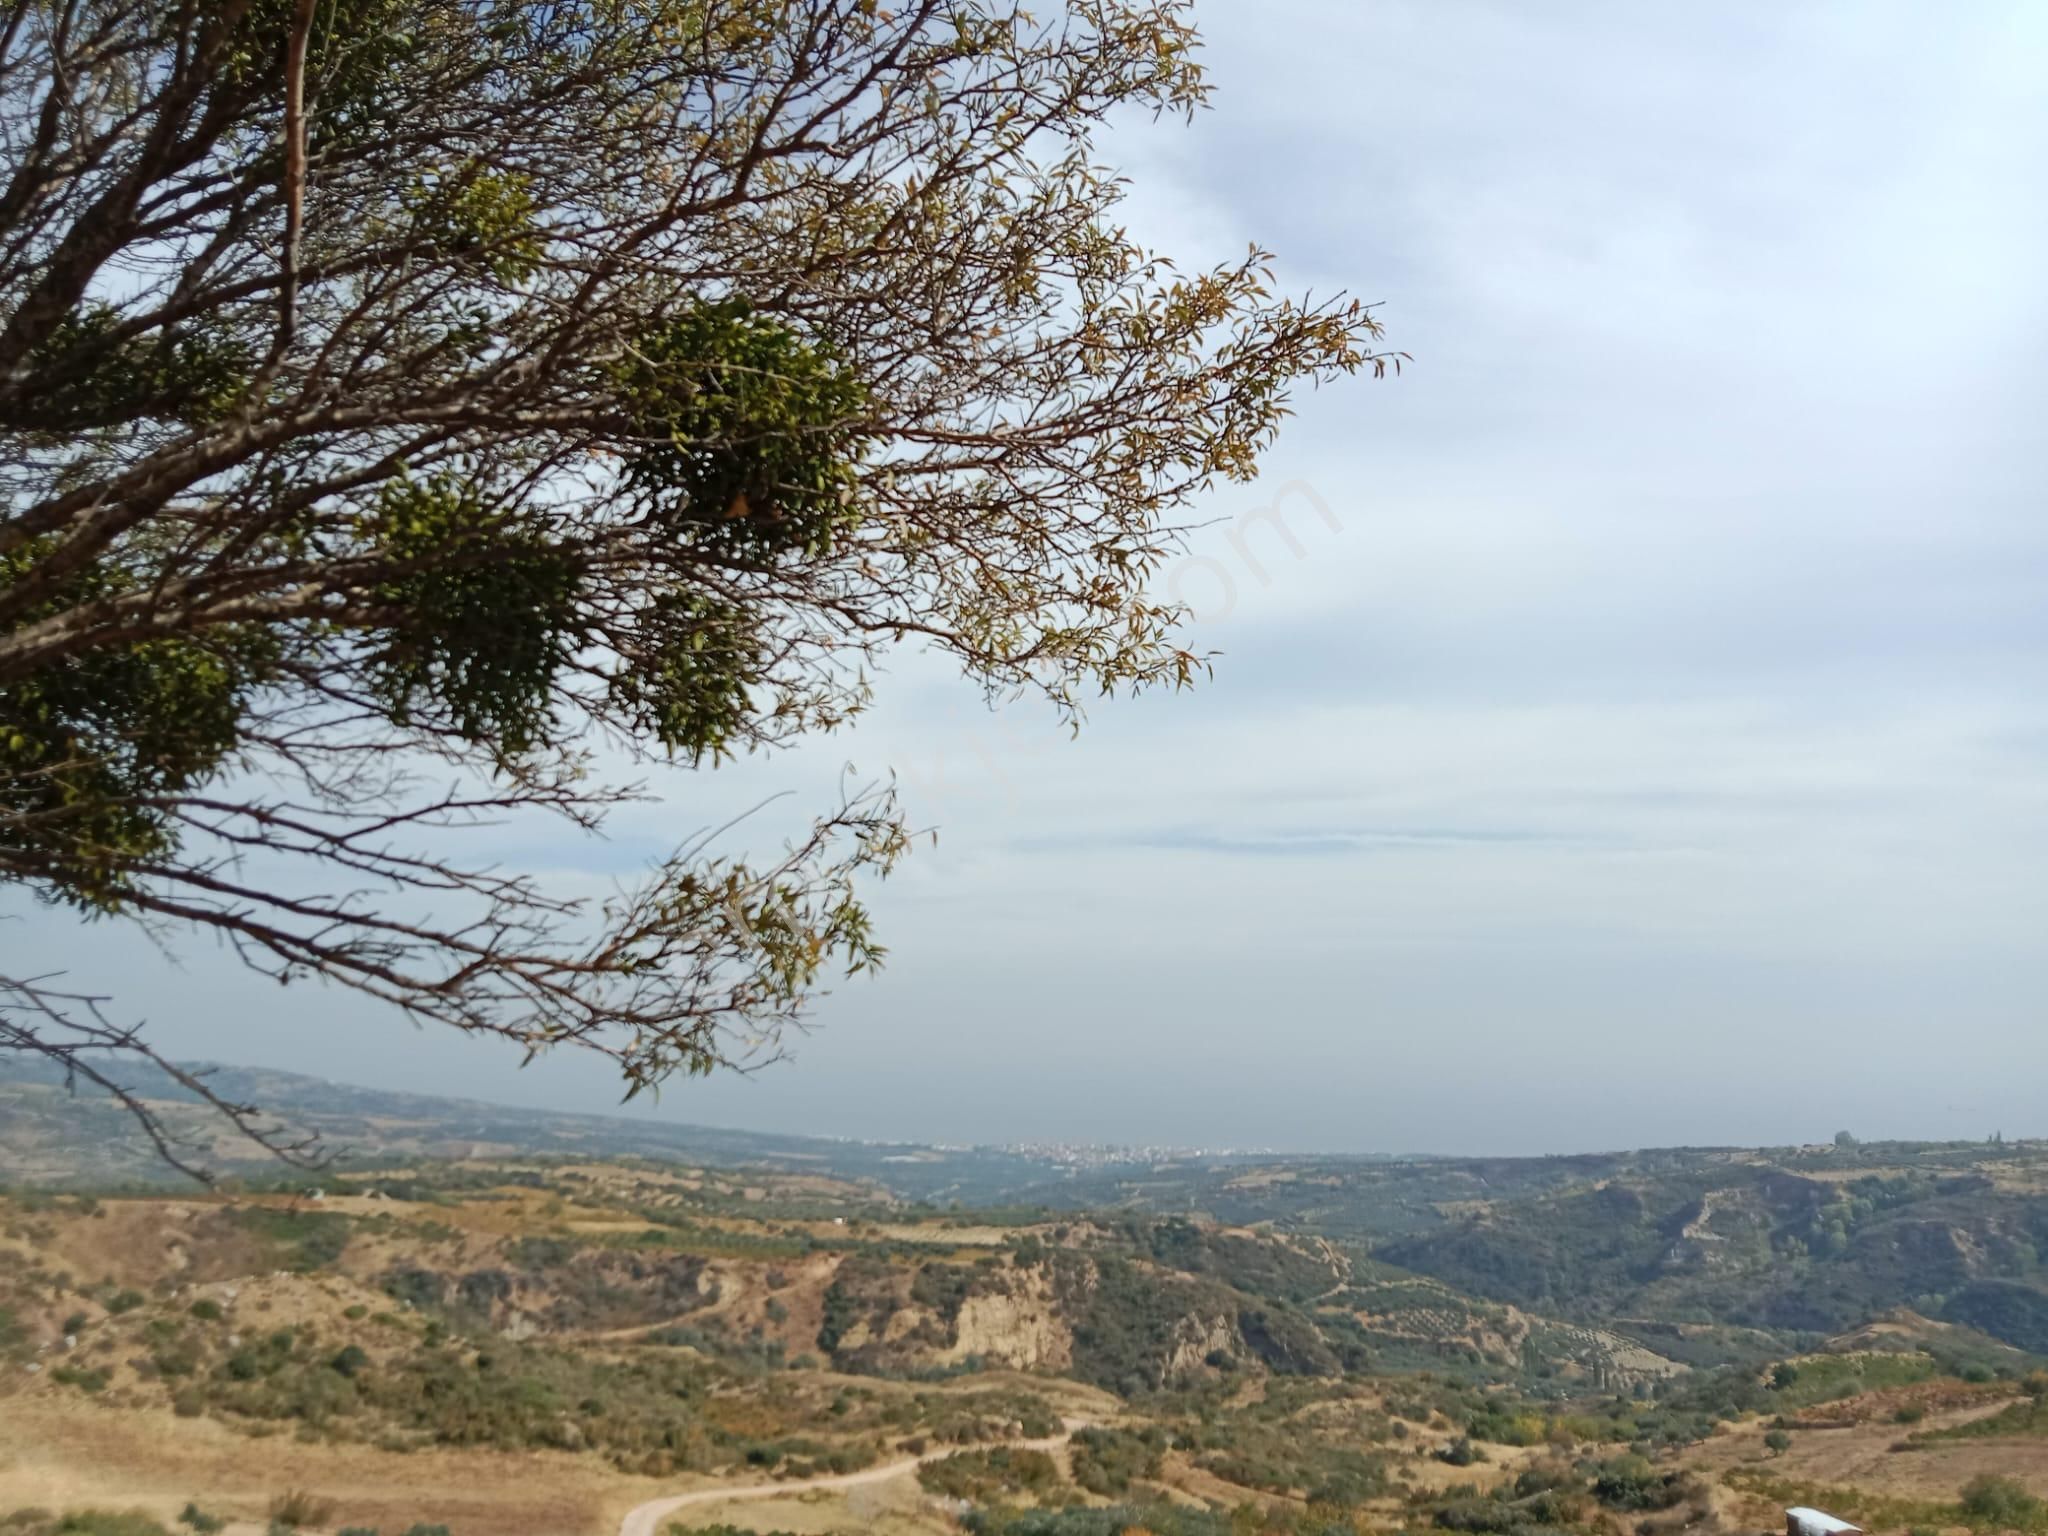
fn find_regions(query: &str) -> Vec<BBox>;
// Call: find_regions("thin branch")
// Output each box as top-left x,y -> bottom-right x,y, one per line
268,0 -> 317,367
0,969 -> 330,1184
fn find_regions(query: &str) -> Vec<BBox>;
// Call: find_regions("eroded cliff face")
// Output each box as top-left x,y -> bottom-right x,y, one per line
942,1267 -> 1074,1371
1161,1308 -> 1240,1381
815,1252 -> 1078,1373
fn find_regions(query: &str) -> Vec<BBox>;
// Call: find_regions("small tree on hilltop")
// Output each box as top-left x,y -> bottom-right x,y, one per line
0,0 -> 1396,1175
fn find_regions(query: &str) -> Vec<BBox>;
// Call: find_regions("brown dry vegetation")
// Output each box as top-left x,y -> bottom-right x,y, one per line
1694,1395 -> 2048,1502
11,1152 -> 2048,1536
0,1395 -> 632,1536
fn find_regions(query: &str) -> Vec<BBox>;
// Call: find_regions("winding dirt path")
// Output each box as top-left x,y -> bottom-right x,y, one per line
617,1423 -> 1086,1536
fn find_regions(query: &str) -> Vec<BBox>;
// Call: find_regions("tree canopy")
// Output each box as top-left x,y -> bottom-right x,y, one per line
0,0 -> 1395,1173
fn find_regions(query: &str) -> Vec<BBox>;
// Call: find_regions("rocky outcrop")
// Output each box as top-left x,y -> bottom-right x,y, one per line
1161,1309 -> 1240,1380
944,1280 -> 1074,1371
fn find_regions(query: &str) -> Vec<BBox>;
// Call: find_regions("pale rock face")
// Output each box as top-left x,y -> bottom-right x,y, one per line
941,1270 -> 1074,1371
1161,1311 -> 1239,1382
880,1304 -> 930,1345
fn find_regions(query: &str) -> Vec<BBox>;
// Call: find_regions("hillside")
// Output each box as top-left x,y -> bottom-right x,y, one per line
0,1057 -> 1070,1202
13,1058 -> 2048,1364
1373,1156 -> 2048,1356
8,1161 -> 2048,1536
0,1161 -> 1686,1533
14,1063 -> 2048,1536
0,1162 -> 1671,1410
10,1144 -> 2048,1536
1013,1136 -> 2048,1365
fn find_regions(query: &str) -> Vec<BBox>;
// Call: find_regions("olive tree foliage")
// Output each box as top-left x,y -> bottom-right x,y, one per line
0,0 -> 1396,1173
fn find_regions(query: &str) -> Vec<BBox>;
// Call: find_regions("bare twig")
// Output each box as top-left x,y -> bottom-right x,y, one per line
0,970 -> 329,1184
269,0 -> 318,365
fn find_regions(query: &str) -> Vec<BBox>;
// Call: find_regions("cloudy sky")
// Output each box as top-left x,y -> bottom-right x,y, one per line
15,0 -> 2048,1155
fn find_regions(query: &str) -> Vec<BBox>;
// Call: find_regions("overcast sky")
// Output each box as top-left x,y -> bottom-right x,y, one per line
14,0 -> 2048,1156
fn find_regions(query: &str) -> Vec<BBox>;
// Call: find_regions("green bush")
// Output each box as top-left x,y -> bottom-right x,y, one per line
1068,1427 -> 1166,1497
266,1491 -> 334,1531
230,1210 -> 351,1272
0,1515 -> 175,1536
1433,1497 -> 1526,1533
917,1447 -> 1061,1502
1961,1475 -> 2043,1529
330,1346 -> 371,1378
960,1505 -> 1233,1536
62,1517 -> 170,1536
152,1342 -> 201,1379
1592,1455 -> 1694,1512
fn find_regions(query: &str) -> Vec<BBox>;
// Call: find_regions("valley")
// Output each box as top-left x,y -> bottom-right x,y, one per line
6,1068 -> 2048,1536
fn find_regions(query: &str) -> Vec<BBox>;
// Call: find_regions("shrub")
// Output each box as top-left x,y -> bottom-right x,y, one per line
330,1346 -> 371,1378
1434,1497 -> 1525,1533
223,1350 -> 264,1381
0,1516 -> 177,1536
176,1507 -> 224,1534
1961,1475 -> 2042,1529
188,1301 -> 223,1323
1437,1438 -> 1483,1468
918,1447 -> 1061,1502
152,1344 -> 201,1379
1069,1427 -> 1166,1497
1593,1455 -> 1694,1512
104,1292 -> 146,1316
53,1515 -> 175,1536
266,1492 -> 335,1531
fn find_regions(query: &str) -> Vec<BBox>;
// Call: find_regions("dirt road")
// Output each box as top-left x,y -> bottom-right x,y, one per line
616,1423 -> 1085,1536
